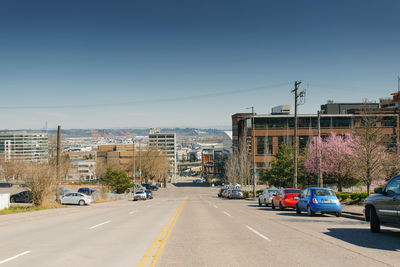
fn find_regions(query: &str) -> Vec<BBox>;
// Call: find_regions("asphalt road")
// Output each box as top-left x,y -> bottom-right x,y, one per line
0,181 -> 399,267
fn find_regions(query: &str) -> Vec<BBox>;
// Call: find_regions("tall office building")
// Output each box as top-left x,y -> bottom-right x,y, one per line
148,128 -> 177,177
0,131 -> 49,162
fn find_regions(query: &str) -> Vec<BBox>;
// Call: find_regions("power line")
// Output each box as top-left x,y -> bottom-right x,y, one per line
0,82 -> 291,110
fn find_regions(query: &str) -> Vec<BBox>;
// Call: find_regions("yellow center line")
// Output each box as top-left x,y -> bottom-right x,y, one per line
138,196 -> 188,267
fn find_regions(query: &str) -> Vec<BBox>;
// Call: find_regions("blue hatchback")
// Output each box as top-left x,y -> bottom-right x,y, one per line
296,187 -> 342,217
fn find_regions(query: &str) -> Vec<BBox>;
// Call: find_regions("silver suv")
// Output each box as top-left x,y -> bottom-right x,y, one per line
364,175 -> 400,233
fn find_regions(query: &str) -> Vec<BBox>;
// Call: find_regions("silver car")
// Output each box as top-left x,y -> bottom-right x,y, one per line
133,191 -> 147,201
61,193 -> 93,206
258,189 -> 279,206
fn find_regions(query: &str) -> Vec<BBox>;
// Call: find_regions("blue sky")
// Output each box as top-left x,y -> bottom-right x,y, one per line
0,0 -> 399,129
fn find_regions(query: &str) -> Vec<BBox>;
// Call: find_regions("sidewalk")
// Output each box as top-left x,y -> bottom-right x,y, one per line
341,204 -> 364,220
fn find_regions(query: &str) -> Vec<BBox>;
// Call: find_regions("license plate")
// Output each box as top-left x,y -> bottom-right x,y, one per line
294,197 -> 299,200
323,199 -> 330,203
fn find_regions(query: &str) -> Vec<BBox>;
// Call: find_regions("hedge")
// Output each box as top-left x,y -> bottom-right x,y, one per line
336,192 -> 368,201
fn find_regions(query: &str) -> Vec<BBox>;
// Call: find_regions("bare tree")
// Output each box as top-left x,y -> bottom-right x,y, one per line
352,110 -> 388,195
24,163 -> 56,206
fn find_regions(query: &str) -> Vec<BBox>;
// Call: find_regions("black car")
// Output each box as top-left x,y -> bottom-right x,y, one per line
364,175 -> 400,233
10,191 -> 32,203
0,182 -> 13,188
145,190 -> 153,199
78,187 -> 96,196
142,184 -> 158,191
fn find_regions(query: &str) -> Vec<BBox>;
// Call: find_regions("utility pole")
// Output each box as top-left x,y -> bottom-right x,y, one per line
292,81 -> 303,188
252,107 -> 256,198
139,143 -> 142,184
56,125 -> 61,203
133,140 -> 136,193
317,111 -> 322,187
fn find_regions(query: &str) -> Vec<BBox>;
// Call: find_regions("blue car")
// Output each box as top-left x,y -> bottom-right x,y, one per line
296,187 -> 342,217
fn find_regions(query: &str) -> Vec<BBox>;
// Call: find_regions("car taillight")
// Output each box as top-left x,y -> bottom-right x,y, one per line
312,198 -> 318,204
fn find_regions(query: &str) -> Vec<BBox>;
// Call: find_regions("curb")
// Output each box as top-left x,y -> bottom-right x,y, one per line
342,211 -> 365,221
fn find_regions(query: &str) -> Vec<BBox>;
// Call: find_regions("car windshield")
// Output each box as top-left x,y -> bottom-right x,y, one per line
268,190 -> 278,194
313,189 -> 335,196
136,191 -> 144,194
284,189 -> 302,194
232,190 -> 241,193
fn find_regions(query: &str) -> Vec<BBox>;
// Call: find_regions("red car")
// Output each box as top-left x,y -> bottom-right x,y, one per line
271,188 -> 303,210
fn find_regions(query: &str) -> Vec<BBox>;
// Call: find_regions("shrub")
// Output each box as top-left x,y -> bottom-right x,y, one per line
242,191 -> 249,198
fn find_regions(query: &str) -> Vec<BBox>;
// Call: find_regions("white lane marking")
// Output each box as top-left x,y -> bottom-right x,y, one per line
89,220 -> 111,229
213,204 -> 218,209
0,251 -> 31,265
246,226 -> 271,242
223,211 -> 232,217
129,210 -> 138,215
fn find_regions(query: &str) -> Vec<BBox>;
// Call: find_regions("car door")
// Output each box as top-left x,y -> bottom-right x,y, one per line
298,189 -> 308,211
63,193 -> 74,204
376,177 -> 400,223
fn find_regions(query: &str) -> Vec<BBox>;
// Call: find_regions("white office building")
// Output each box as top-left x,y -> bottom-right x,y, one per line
0,131 -> 49,162
148,128 -> 177,177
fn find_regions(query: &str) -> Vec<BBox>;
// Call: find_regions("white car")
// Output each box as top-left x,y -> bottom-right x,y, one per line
258,188 -> 279,207
133,191 -> 147,201
61,193 -> 93,206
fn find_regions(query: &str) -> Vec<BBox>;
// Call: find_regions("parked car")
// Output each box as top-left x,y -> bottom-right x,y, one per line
222,189 -> 231,198
296,188 -> 342,217
78,187 -> 96,196
193,178 -> 203,183
142,184 -> 159,191
10,190 -> 32,203
228,189 -> 243,199
271,188 -> 302,210
259,188 -> 279,206
218,188 -> 226,197
61,193 -> 92,206
364,175 -> 400,233
0,182 -> 13,188
145,190 -> 153,199
134,191 -> 147,201
213,181 -> 223,186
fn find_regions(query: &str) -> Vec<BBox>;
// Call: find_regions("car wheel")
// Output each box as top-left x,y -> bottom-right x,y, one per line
307,205 -> 314,216
258,199 -> 262,206
10,197 -> 15,203
370,207 -> 381,233
79,200 -> 85,206
279,202 -> 284,211
335,212 -> 342,217
296,204 -> 301,214
271,201 -> 275,210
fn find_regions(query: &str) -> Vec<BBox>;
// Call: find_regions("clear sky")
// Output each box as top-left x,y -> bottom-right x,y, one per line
0,0 -> 399,129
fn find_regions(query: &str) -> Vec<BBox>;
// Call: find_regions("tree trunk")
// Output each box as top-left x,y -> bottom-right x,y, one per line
338,183 -> 343,192
367,182 -> 370,196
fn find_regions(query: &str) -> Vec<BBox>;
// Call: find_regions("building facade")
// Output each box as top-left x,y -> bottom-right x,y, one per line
233,112 -> 399,174
0,131 -> 49,162
201,147 -> 228,179
148,129 -> 177,177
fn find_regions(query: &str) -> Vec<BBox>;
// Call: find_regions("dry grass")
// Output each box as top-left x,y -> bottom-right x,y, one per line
0,204 -> 65,215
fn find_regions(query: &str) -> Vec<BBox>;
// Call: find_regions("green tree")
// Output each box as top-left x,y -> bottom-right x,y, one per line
101,168 -> 131,193
260,144 -> 308,188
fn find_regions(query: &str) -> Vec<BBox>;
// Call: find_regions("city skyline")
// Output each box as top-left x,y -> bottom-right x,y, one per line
1,0 -> 399,129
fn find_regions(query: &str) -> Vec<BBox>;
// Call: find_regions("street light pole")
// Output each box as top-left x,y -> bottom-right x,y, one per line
317,111 -> 323,187
252,107 -> 256,198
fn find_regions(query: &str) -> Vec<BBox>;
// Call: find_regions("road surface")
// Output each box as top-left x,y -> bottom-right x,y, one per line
0,181 -> 399,266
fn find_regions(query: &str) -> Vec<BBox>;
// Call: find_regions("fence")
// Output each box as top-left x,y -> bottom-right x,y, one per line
0,194 -> 10,210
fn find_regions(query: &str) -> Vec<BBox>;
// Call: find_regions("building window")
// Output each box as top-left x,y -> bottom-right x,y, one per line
256,136 -> 273,155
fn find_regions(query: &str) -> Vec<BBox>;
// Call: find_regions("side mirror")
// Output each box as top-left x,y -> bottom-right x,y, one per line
374,187 -> 383,194
298,194 -> 302,198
